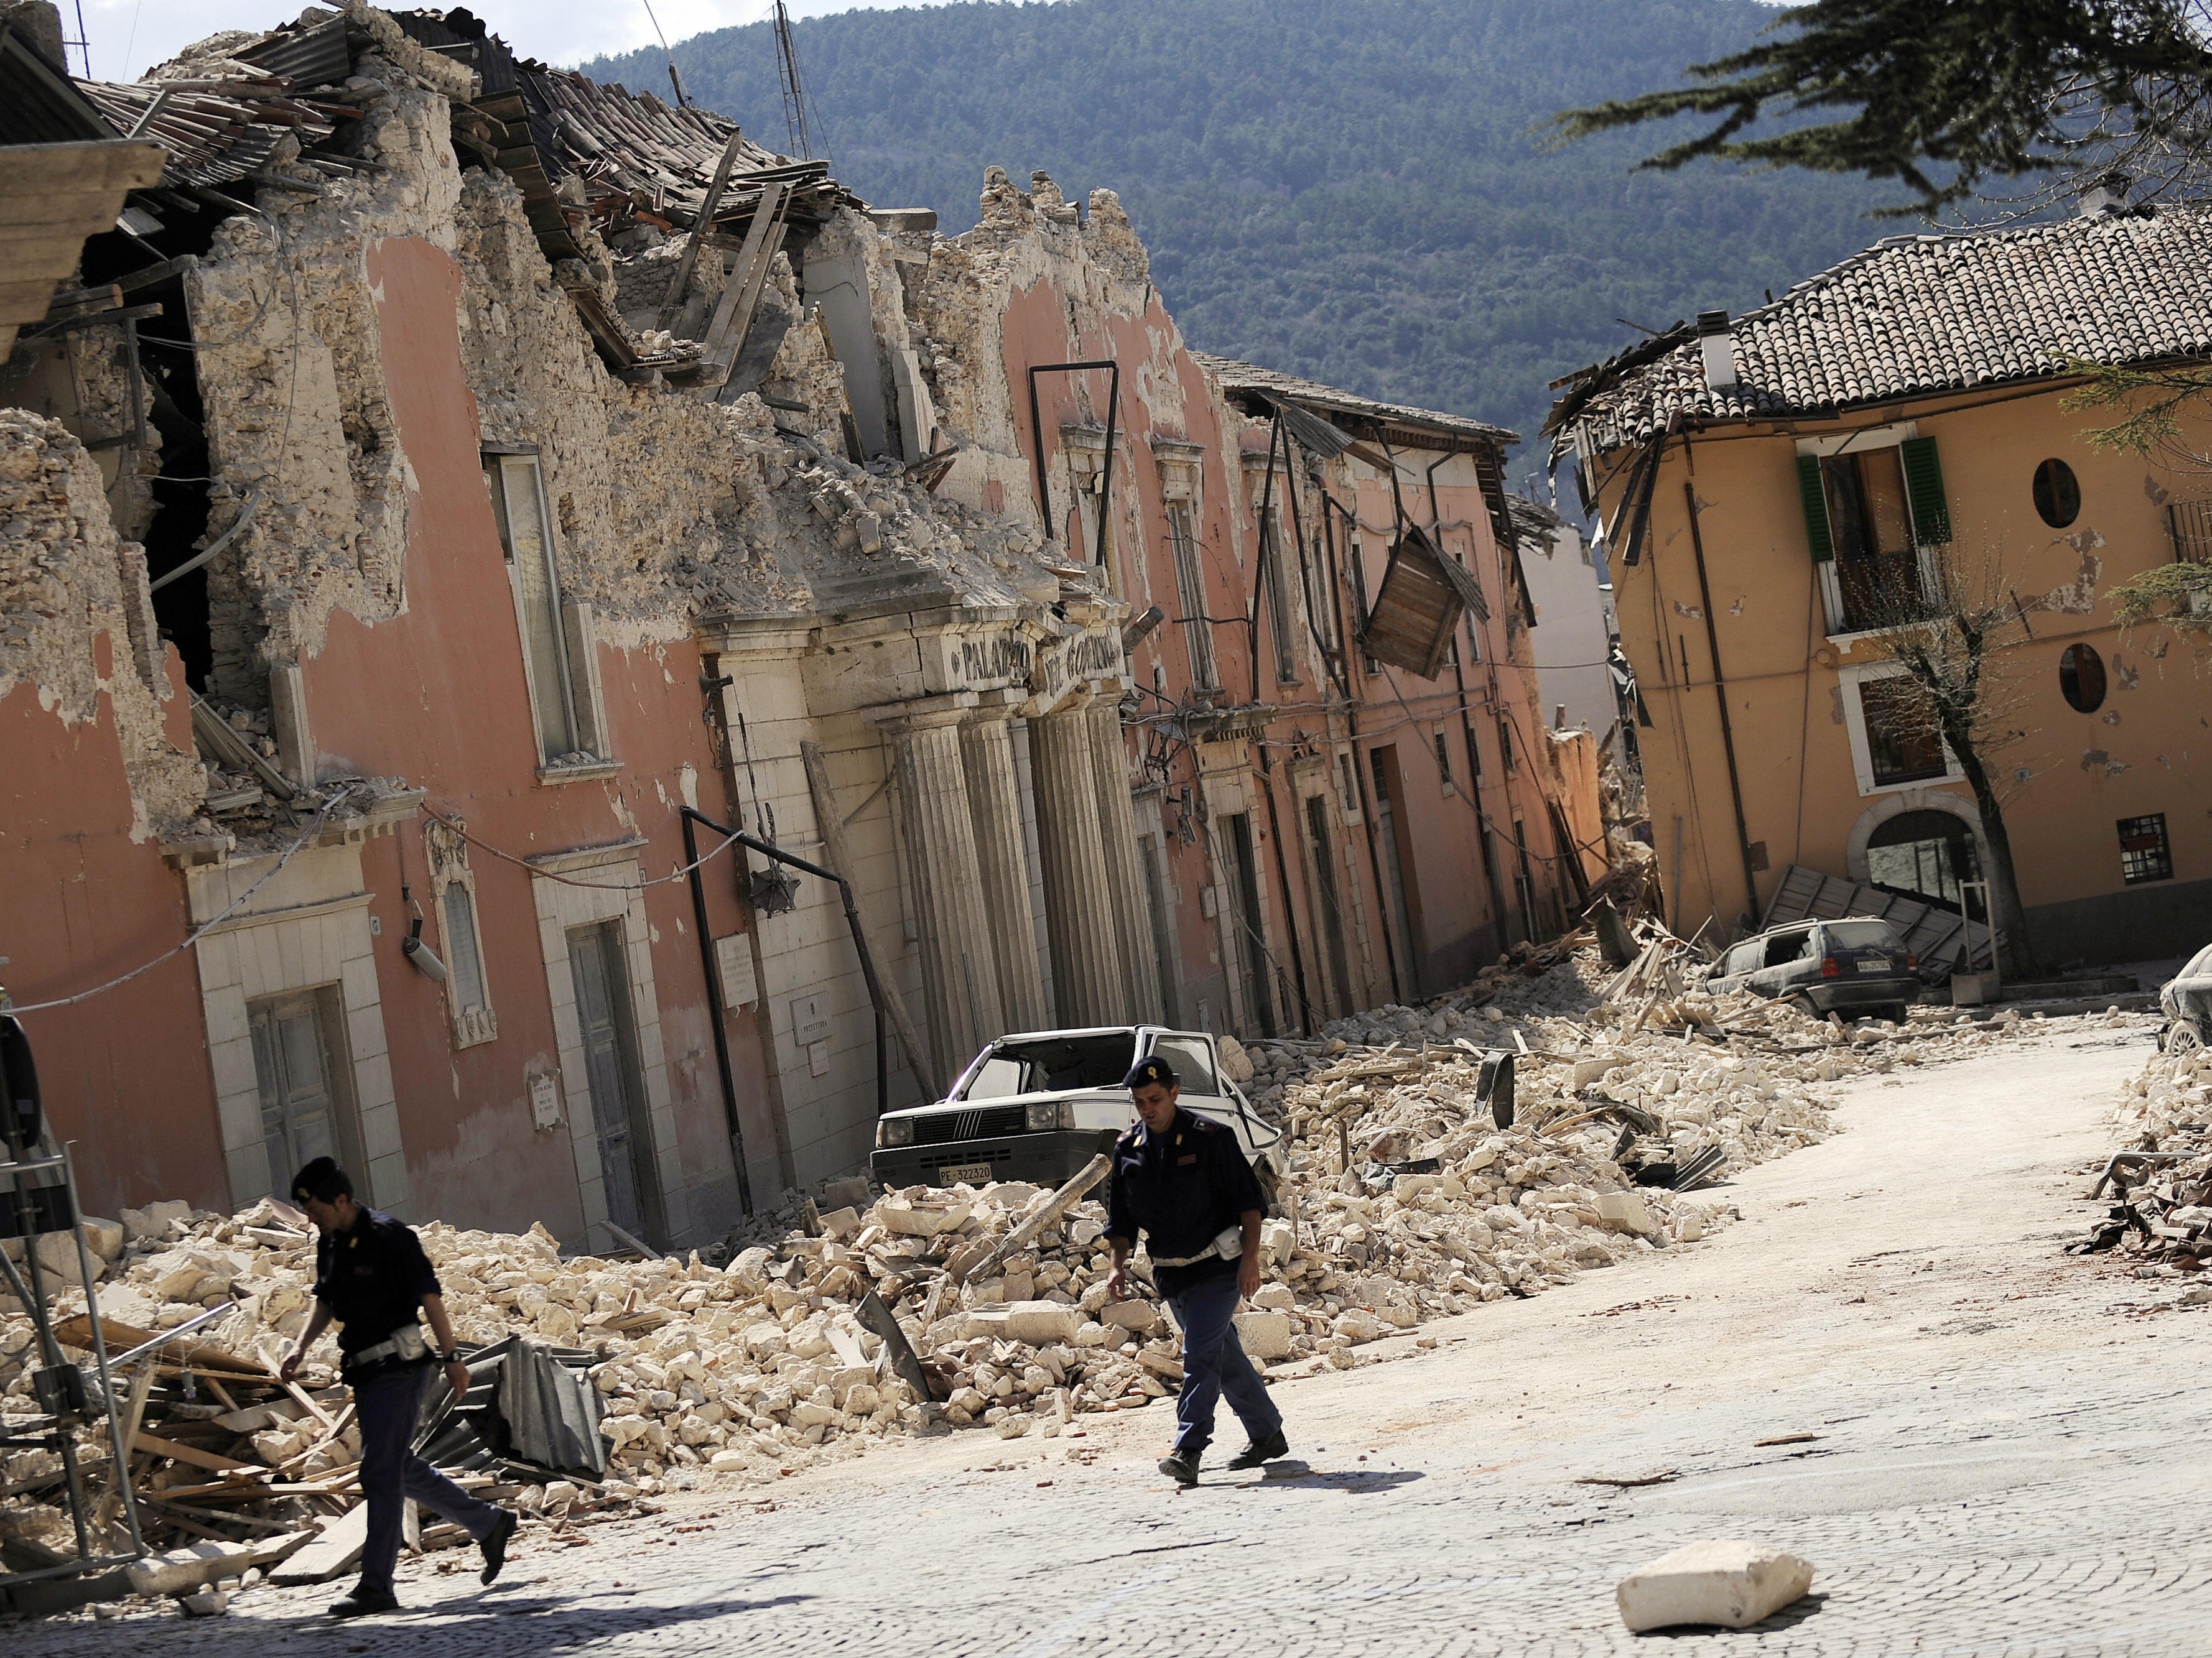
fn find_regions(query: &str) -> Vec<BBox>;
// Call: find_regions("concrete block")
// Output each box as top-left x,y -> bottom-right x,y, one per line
179,1590 -> 230,1617
1250,1282 -> 1296,1310
1002,1300 -> 1082,1345
820,1175 -> 872,1212
1615,1540 -> 1814,1633
817,1206 -> 862,1240
80,1217 -> 126,1262
121,1200 -> 193,1243
1232,1311 -> 1293,1360
128,1534 -> 307,1597
1100,1299 -> 1159,1335
1596,1192 -> 1658,1235
877,1200 -> 970,1237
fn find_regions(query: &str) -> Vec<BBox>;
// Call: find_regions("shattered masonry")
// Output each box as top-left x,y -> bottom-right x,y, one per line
0,4 -> 1585,1260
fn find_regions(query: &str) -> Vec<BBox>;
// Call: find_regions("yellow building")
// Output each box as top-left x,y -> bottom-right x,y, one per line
1548,208 -> 2212,966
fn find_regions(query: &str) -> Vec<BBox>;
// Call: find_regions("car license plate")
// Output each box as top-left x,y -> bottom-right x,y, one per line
1856,958 -> 1891,973
937,1161 -> 993,1185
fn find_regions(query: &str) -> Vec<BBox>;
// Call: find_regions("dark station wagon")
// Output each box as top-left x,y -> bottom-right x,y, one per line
1707,917 -> 1921,1024
870,1025 -> 1285,1194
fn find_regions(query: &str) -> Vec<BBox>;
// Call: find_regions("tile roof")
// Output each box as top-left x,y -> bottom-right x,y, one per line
1195,351 -> 1517,447
1548,205 -> 2212,456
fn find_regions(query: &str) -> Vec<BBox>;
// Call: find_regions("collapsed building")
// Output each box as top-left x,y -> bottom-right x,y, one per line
0,2 -> 1591,1254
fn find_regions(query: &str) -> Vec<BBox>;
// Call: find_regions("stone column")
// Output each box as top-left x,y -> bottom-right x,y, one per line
888,712 -> 1004,1081
1029,701 -> 1127,1026
960,708 -> 1051,1034
1086,697 -> 1165,1024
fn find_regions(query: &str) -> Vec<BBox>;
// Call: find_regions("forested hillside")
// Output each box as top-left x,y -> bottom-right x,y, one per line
582,0 -> 1894,480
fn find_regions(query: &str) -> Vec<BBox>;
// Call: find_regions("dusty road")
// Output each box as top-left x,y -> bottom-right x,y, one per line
22,1019 -> 2210,1656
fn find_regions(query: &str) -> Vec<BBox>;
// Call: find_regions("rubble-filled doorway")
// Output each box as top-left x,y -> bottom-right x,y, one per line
569,921 -> 664,1246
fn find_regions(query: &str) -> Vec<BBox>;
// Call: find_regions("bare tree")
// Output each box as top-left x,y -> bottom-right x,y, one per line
1853,543 -> 2042,975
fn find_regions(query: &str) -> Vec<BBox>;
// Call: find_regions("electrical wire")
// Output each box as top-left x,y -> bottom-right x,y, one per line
2,790 -> 348,1017
419,805 -> 743,892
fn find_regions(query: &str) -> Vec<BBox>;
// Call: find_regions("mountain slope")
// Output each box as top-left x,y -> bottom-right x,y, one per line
582,0 -> 1891,476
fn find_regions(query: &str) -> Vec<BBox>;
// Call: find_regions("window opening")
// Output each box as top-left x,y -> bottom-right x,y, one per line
1433,728 -> 1454,792
1260,507 -> 1300,685
441,884 -> 490,1019
2118,814 -> 2173,885
2059,642 -> 2106,713
1166,499 -> 1217,691
1823,447 -> 1928,631
2033,458 -> 2081,528
1149,1034 -> 1222,1095
485,453 -> 579,760
1859,675 -> 1948,786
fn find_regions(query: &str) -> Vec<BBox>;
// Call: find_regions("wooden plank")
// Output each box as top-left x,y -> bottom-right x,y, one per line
697,180 -> 790,384
267,1504 -> 369,1585
657,127 -> 748,329
52,1314 -> 268,1376
0,139 -> 166,193
132,1430 -> 264,1476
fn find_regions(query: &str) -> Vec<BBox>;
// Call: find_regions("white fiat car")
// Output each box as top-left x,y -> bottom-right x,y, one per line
870,1025 -> 1286,1198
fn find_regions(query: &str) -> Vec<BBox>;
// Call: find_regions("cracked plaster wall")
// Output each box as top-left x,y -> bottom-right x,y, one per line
0,409 -> 203,838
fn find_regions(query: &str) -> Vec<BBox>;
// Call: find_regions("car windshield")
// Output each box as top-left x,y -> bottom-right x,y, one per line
961,1033 -> 1136,1100
1823,920 -> 1903,950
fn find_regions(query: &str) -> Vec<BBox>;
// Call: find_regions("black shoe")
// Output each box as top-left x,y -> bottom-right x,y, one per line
1226,1431 -> 1289,1470
330,1587 -> 399,1619
1158,1447 -> 1202,1486
479,1509 -> 519,1585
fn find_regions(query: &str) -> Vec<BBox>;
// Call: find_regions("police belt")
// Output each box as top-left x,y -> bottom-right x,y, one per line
343,1324 -> 429,1372
1147,1225 -> 1245,1270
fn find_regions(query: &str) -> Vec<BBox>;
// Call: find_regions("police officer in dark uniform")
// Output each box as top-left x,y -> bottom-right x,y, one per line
279,1158 -> 518,1617
1105,1055 -> 1289,1486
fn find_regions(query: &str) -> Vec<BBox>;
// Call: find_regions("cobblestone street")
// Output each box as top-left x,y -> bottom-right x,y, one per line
21,1024 -> 2208,1657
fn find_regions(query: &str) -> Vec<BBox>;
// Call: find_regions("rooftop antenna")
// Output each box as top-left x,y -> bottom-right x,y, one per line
771,1 -> 816,159
638,0 -> 691,108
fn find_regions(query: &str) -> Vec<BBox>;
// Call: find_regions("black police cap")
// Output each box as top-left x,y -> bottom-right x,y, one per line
291,1156 -> 352,1205
1123,1055 -> 1178,1090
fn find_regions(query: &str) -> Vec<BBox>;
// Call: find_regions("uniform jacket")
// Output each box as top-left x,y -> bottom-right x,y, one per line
311,1206 -> 441,1355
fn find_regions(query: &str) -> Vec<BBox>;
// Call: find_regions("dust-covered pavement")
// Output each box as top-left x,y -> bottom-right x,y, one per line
19,1016 -> 2209,1657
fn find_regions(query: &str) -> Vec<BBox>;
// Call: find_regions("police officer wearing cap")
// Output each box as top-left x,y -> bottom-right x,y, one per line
279,1157 -> 518,1617
1105,1054 -> 1289,1485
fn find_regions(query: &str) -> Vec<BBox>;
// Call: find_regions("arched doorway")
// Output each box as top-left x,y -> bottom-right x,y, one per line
1866,808 -> 1979,911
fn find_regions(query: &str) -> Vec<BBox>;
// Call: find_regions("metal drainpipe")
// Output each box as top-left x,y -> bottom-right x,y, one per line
1681,470 -> 1761,929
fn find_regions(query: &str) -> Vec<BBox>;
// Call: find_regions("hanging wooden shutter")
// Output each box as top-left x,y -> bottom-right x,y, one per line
1900,436 -> 1952,545
1795,454 -> 1834,563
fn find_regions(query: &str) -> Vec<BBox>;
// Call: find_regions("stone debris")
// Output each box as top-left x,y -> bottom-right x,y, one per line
3,943 -> 2037,1575
2068,1026 -> 2212,1267
1615,1539 -> 1815,1632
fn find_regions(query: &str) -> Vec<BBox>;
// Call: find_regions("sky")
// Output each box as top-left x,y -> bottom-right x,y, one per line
66,0 -> 972,82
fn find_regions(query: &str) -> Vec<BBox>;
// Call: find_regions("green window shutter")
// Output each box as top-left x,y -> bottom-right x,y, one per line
1900,436 -> 1952,545
1795,453 -> 1834,563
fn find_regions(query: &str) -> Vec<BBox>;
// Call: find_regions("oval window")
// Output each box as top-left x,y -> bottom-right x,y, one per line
2033,458 -> 2081,527
2060,642 -> 2106,712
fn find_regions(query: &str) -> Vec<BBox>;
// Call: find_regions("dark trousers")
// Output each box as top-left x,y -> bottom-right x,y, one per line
353,1364 -> 502,1595
1164,1270 -> 1283,1454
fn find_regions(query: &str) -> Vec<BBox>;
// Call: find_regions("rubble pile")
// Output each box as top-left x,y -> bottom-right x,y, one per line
2068,1035 -> 2212,1269
4,948 -> 2045,1571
